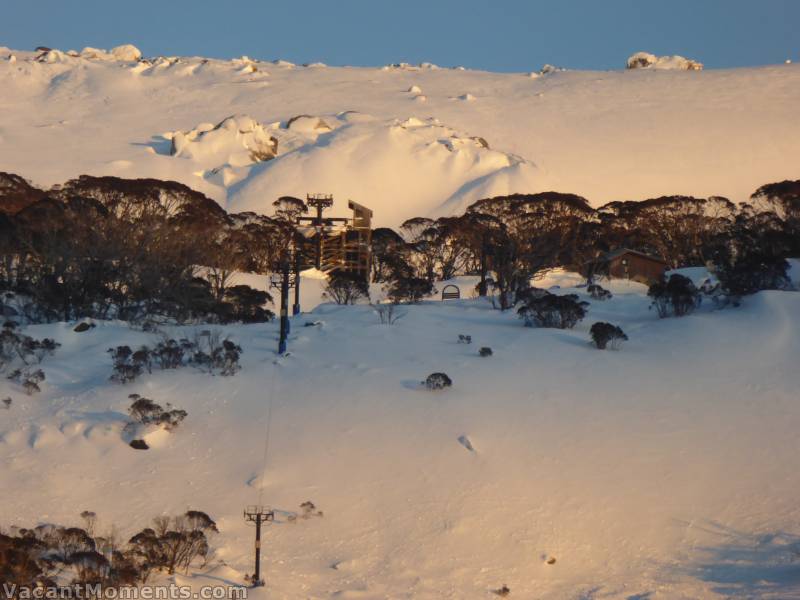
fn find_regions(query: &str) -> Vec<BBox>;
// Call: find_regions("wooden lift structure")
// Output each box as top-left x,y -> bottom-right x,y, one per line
295,194 -> 372,279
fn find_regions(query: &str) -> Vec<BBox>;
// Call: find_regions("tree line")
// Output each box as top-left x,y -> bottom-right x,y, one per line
372,184 -> 799,307
0,174 -> 291,323
1,172 -> 797,322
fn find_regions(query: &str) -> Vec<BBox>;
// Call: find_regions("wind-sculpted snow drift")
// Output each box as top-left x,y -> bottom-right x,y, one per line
162,112 -> 544,224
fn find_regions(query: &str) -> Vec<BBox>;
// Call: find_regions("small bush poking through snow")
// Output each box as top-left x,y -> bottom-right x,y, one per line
373,302 -> 405,325
109,333 -> 243,382
587,284 -> 612,300
424,372 -> 453,390
517,291 -> 588,329
479,347 -> 493,357
0,323 -> 60,371
288,501 -> 324,523
458,334 -> 472,344
7,368 -> 45,395
648,274 -> 700,318
109,346 -> 149,383
590,322 -> 628,350
2,397 -> 11,409
493,585 -> 511,597
127,394 -> 187,432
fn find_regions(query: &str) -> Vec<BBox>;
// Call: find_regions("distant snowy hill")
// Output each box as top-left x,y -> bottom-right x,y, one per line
1,45 -> 798,226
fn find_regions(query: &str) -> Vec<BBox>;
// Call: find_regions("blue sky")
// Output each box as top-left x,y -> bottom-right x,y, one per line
2,0 -> 797,71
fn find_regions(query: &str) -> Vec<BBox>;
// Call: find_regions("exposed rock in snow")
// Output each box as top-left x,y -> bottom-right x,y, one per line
539,64 -> 565,75
383,62 -> 439,71
169,114 -> 278,168
285,115 -> 332,133
80,46 -> 112,60
626,51 -> 703,70
36,49 -> 70,64
459,93 -> 476,101
111,44 -> 142,62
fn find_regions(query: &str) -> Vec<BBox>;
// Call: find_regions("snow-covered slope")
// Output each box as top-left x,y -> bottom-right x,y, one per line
2,277 -> 800,598
1,47 -> 799,226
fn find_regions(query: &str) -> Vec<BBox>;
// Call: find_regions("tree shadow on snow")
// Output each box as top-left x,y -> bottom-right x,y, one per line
679,520 -> 800,598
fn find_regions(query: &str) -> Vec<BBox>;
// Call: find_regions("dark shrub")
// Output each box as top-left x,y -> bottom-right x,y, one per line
0,325 -> 60,370
479,347 -> 493,357
128,394 -> 187,431
128,511 -> 217,576
458,334 -> 472,344
386,276 -> 435,303
222,285 -> 273,322
152,338 -> 186,369
7,368 -> 45,394
517,291 -> 588,329
110,333 -> 242,381
648,274 -> 700,317
587,284 -> 612,300
192,335 -> 242,376
109,346 -> 147,383
714,251 -> 789,297
590,322 -> 628,349
129,439 -> 149,450
324,272 -> 369,305
424,372 -> 452,390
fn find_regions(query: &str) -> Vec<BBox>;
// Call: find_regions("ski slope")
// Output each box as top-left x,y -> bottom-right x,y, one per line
1,47 -> 799,225
2,273 -> 800,598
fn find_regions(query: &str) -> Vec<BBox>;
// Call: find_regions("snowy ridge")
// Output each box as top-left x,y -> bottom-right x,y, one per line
1,46 -> 799,226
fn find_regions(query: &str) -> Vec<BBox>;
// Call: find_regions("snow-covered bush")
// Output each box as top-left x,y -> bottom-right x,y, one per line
424,372 -> 452,390
517,291 -> 588,329
648,274 -> 700,318
324,272 -> 370,305
590,322 -> 628,350
587,283 -> 612,300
